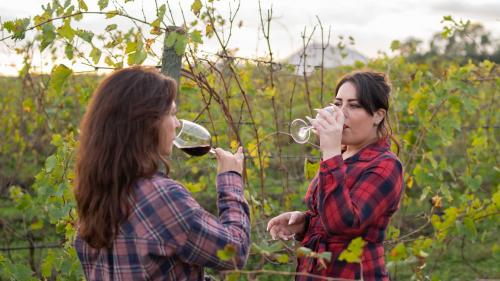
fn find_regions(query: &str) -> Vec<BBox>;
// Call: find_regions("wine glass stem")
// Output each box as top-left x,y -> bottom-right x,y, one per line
303,125 -> 314,132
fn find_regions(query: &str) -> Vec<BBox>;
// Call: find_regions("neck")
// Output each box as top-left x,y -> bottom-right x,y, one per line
344,135 -> 379,159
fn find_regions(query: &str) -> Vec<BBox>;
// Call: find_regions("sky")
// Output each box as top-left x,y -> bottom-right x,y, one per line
0,0 -> 499,75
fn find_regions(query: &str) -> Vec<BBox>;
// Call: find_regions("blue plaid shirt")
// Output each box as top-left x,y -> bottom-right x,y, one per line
74,171 -> 250,280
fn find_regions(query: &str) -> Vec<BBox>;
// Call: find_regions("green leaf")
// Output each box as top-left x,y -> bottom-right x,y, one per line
3,18 -> 31,40
165,31 -> 178,48
65,43 -> 74,59
40,23 -> 56,51
105,24 -> 117,32
174,35 -> 187,55
90,47 -> 102,64
493,189 -> 500,208
216,244 -> 237,261
184,182 -> 204,193
390,40 -> 401,51
205,23 -> 214,38
104,56 -> 115,67
76,29 -> 94,43
48,64 -> 72,94
31,220 -> 44,230
157,4 -> 166,20
45,155 -> 57,172
127,49 -> 147,65
226,272 -> 240,281
106,10 -> 119,18
276,253 -> 289,263
78,0 -> 88,11
51,134 -> 63,146
304,158 -> 319,180
57,19 -> 75,40
338,237 -> 365,263
388,242 -> 407,261
191,0 -> 202,16
262,86 -> 276,100
190,29 -> 203,44
41,250 -> 56,278
125,41 -> 138,54
296,246 -> 312,257
463,217 -> 477,236
98,0 -> 109,10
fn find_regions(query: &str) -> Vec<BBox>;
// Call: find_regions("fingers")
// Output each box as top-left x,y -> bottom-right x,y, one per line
329,103 -> 345,123
235,146 -> 244,161
288,212 -> 299,225
214,148 -> 223,160
266,217 -> 277,232
310,117 -> 327,131
269,225 -> 294,241
314,108 -> 335,125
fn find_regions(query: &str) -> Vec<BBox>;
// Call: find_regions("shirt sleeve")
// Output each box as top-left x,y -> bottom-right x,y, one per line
316,155 -> 403,235
169,172 -> 250,269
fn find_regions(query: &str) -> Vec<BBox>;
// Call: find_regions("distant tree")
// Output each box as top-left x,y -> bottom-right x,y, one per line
398,22 -> 500,63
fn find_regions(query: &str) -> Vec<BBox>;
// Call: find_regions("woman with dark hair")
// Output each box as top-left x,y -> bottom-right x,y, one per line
267,71 -> 403,280
73,66 -> 250,280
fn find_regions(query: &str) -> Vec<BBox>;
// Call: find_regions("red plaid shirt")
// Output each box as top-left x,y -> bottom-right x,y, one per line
74,171 -> 250,281
297,138 -> 403,281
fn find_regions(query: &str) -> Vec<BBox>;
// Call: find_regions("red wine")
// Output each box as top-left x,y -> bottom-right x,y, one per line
180,145 -> 212,156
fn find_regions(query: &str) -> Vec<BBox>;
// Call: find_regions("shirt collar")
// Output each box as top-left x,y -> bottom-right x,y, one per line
344,137 -> 391,163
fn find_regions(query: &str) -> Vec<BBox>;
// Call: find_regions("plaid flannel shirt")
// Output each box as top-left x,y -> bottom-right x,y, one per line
297,138 -> 404,281
74,171 -> 250,281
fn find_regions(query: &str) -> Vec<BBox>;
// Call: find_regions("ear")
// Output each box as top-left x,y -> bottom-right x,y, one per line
373,108 -> 386,125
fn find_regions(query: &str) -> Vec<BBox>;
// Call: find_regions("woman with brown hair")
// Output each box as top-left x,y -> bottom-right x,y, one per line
267,71 -> 404,280
73,66 -> 250,280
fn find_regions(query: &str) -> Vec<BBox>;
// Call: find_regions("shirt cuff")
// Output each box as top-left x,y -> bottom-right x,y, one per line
216,171 -> 243,193
293,211 -> 312,242
319,155 -> 343,173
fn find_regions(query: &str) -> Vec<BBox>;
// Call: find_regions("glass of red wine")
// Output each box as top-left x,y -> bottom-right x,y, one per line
174,119 -> 215,156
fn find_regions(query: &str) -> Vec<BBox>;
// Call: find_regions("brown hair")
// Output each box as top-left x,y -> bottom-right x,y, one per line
335,71 -> 400,153
74,66 -> 177,248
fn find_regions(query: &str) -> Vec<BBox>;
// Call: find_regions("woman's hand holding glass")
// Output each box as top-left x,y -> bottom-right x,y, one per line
266,211 -> 307,241
214,147 -> 244,175
311,105 -> 345,159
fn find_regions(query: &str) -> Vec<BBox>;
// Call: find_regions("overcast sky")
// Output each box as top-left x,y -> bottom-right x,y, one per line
1,0 -> 499,75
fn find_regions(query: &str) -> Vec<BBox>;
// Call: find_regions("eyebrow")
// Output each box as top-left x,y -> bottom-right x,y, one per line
335,98 -> 359,102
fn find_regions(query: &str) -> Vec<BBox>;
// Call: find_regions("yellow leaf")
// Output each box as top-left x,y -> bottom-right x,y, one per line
205,24 -> 214,37
406,175 -> 413,189
230,140 -> 239,151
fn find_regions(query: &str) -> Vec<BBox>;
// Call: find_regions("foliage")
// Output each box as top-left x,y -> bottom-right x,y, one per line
1,1 -> 499,280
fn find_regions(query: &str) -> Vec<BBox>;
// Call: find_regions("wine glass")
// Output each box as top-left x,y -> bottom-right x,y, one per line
173,119 -> 215,156
290,106 -> 335,144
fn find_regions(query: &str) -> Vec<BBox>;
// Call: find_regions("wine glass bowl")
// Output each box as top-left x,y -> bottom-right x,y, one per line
174,120 -> 215,156
290,118 -> 311,144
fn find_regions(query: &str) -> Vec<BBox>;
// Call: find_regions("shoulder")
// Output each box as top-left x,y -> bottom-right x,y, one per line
132,174 -> 202,225
368,151 -> 403,179
134,174 -> 196,205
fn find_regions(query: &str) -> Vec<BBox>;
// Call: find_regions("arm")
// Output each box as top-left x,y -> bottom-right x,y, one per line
316,155 -> 403,235
175,172 -> 250,269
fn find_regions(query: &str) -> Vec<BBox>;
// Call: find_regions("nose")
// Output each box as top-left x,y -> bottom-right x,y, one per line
175,117 -> 181,129
339,105 -> 349,118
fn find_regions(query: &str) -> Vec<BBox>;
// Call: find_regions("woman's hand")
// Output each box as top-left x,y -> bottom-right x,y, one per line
311,105 -> 345,159
214,146 -> 244,175
266,211 -> 307,240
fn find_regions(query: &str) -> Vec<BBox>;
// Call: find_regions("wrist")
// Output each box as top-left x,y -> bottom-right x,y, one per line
322,148 -> 341,160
